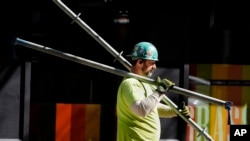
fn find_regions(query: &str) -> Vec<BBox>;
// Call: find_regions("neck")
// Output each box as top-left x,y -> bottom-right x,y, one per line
131,66 -> 145,77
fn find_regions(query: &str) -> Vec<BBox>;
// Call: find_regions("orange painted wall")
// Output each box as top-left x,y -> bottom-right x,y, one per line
187,64 -> 249,141
56,104 -> 101,141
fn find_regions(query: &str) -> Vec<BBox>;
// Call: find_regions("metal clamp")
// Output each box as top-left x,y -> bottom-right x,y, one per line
71,13 -> 81,24
113,51 -> 123,62
224,101 -> 233,125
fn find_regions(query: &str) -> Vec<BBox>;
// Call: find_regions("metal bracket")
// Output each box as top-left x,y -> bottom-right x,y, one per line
71,13 -> 81,24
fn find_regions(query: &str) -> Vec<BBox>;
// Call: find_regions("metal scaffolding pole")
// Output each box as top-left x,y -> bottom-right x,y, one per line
46,1 -> 232,139
52,0 -> 132,71
14,37 -> 215,140
52,0 -> 230,107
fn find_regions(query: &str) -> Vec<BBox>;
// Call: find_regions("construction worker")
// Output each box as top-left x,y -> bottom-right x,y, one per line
116,41 -> 190,141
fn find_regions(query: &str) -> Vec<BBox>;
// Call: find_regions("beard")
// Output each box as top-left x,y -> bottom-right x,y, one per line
141,62 -> 155,78
144,69 -> 154,78
146,71 -> 153,77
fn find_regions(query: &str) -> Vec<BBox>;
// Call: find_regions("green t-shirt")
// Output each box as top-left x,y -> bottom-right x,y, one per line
116,78 -> 160,141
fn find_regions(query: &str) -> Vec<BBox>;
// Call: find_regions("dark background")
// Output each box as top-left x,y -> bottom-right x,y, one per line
1,0 -> 250,65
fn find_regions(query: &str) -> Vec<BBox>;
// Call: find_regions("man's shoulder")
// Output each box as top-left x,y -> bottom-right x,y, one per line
120,78 -> 142,87
123,77 -> 140,83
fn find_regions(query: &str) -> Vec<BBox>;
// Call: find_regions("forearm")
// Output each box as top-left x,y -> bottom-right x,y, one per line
157,103 -> 177,118
130,92 -> 162,117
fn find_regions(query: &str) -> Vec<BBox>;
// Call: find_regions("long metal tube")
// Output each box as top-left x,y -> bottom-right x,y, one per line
51,0 -> 229,107
14,37 -> 227,105
14,37 -> 155,83
14,37 -> 214,140
52,0 -> 132,71
42,1 -> 228,140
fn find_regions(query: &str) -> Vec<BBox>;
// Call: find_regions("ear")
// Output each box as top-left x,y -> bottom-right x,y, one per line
138,59 -> 143,64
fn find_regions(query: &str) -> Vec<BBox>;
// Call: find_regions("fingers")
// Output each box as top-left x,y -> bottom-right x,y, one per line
156,76 -> 161,83
156,76 -> 175,93
181,106 -> 191,118
162,79 -> 175,88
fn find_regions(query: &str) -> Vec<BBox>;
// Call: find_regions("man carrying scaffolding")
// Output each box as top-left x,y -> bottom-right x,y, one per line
116,41 -> 190,141
12,1 -> 235,141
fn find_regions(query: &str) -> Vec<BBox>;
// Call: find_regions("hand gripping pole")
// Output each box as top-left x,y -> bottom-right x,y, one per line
14,37 -> 215,140
162,95 -> 214,141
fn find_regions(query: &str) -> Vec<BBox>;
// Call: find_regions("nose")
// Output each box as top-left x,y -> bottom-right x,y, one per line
152,64 -> 156,69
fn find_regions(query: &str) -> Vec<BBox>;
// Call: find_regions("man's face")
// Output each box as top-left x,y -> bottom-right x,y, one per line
141,60 -> 157,77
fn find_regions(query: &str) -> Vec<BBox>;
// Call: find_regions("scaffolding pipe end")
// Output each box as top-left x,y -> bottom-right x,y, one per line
225,101 -> 233,110
10,36 -> 19,46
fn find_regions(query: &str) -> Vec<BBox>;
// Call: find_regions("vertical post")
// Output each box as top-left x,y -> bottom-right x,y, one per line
19,61 -> 31,141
